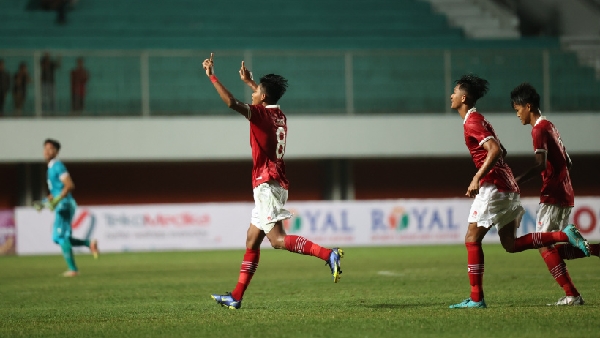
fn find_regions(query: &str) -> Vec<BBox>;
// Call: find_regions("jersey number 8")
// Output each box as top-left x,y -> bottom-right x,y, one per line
276,127 -> 286,160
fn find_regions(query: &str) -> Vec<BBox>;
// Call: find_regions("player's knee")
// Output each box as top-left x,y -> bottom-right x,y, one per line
245,237 -> 260,250
502,241 -> 517,253
268,236 -> 285,249
464,233 -> 479,243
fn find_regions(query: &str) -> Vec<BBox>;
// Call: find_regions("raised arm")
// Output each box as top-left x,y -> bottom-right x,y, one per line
239,61 -> 258,91
203,53 -> 250,119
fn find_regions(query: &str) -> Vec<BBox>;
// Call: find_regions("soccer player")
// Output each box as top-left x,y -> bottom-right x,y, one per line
43,139 -> 98,277
448,75 -> 589,309
511,83 -> 595,306
202,53 -> 344,310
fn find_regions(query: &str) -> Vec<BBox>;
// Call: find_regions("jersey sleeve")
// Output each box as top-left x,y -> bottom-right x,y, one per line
54,161 -> 70,180
532,126 -> 548,153
465,120 -> 495,147
248,105 -> 270,127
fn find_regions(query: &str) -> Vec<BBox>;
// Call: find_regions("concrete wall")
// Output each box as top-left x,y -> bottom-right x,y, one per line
1,113 -> 599,162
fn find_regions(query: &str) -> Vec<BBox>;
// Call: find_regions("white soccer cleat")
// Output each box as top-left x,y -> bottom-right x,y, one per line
62,270 -> 79,277
547,296 -> 584,306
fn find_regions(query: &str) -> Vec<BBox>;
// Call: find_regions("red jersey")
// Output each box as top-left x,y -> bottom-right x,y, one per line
463,109 -> 519,193
532,117 -> 574,206
247,104 -> 289,189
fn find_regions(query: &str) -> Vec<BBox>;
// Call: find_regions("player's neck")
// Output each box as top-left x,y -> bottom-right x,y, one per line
458,105 -> 473,120
530,112 -> 542,127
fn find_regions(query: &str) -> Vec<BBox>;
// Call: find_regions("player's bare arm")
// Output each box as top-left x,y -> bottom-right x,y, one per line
466,138 -> 502,197
500,143 -> 507,158
58,174 -> 75,199
515,152 -> 547,185
239,61 -> 258,91
203,53 -> 250,119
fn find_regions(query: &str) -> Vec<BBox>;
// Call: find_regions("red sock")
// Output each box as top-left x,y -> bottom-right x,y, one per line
230,248 -> 259,301
466,242 -> 484,302
513,232 -> 568,252
557,243 -> 600,259
541,247 -> 579,297
284,235 -> 331,261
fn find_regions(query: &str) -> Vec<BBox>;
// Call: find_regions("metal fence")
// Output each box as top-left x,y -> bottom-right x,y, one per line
0,49 -> 598,117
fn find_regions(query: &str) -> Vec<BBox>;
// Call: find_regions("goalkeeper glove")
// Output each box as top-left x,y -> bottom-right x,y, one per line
48,197 -> 62,211
33,201 -> 44,212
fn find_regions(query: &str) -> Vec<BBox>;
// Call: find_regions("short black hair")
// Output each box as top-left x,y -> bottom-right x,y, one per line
44,138 -> 61,151
259,74 -> 288,104
455,74 -> 489,104
510,83 -> 540,109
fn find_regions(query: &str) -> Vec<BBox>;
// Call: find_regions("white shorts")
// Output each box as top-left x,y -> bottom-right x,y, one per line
468,182 -> 524,230
536,203 -> 572,232
250,181 -> 293,233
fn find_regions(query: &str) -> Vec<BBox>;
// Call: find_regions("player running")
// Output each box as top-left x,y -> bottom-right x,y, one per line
511,83 -> 595,306
448,75 -> 589,309
202,53 -> 343,310
40,139 -> 98,277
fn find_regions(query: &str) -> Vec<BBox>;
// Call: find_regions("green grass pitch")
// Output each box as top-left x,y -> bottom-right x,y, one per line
1,245 -> 599,337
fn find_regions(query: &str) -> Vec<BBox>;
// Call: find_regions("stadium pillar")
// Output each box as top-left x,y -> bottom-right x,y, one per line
323,159 -> 354,201
140,51 -> 150,117
17,163 -> 44,207
345,52 -> 354,115
444,50 -> 452,115
33,51 -> 42,117
542,49 -> 551,112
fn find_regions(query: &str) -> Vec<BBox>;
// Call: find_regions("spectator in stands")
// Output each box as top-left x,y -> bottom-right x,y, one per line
70,58 -> 89,114
13,63 -> 31,116
41,0 -> 70,25
41,52 -> 60,113
0,60 -> 10,116
57,0 -> 69,24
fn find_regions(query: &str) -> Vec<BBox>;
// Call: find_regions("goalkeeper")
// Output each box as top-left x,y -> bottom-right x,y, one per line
37,139 -> 98,277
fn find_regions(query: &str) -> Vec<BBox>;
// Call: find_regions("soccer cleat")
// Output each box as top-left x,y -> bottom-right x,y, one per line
211,292 -> 242,310
62,270 -> 79,277
562,224 -> 590,257
90,239 -> 99,259
327,248 -> 344,283
449,297 -> 487,309
547,295 -> 585,306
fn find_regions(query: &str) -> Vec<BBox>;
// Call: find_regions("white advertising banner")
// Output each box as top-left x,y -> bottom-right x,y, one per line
15,198 -> 600,255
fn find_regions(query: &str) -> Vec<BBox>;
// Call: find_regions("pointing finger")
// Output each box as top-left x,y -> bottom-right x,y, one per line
241,61 -> 245,69
210,53 -> 214,61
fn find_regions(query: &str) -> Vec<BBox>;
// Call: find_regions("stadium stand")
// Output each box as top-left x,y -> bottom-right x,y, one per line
0,0 -> 597,116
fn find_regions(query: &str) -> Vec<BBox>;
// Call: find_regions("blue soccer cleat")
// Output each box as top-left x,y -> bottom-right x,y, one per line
562,224 -> 590,257
449,297 -> 487,309
211,292 -> 242,310
327,248 -> 344,283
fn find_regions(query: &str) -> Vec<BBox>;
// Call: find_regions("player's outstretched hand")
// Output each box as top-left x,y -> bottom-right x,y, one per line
33,200 -> 44,212
202,53 -> 214,76
466,178 -> 480,198
239,61 -> 253,83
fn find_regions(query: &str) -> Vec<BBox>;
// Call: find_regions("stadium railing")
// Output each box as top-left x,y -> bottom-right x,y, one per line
0,48 -> 598,117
